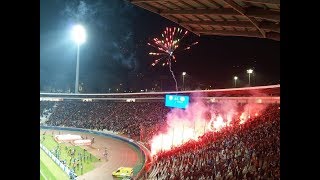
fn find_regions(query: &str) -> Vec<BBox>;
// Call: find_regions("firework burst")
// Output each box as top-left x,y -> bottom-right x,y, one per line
148,27 -> 198,91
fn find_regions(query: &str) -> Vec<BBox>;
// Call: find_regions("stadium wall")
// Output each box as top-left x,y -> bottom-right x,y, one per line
40,125 -> 149,179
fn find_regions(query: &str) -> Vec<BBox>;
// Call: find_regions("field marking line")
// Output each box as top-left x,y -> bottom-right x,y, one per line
40,169 -> 48,180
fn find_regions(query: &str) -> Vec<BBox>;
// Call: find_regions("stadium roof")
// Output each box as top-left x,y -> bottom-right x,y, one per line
129,0 -> 280,41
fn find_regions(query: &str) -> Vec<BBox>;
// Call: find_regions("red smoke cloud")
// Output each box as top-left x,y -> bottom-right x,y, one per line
150,99 -> 267,156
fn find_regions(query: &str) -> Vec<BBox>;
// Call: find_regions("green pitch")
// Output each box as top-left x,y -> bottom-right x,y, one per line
40,134 -> 100,176
40,149 -> 69,180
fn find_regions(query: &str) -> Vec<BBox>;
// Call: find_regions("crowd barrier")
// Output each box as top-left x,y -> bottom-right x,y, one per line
40,126 -> 148,179
40,143 -> 76,179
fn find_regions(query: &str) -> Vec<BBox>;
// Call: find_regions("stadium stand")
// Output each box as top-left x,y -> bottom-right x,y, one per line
146,105 -> 279,180
40,86 -> 280,179
41,101 -> 170,141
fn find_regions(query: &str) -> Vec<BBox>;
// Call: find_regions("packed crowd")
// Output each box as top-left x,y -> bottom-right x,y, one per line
146,105 -> 280,180
41,100 -> 280,179
40,101 -> 55,118
41,101 -> 170,140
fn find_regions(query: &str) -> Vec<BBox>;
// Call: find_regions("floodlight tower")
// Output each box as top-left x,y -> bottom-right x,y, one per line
247,69 -> 253,86
182,72 -> 186,90
71,24 -> 86,94
234,76 -> 238,87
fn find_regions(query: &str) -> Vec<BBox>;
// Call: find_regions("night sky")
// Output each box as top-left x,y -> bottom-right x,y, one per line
40,0 -> 280,93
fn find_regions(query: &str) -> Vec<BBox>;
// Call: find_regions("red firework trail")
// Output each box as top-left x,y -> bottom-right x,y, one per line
148,27 -> 198,91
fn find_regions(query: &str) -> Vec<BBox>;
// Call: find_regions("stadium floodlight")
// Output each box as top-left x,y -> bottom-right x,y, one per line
71,24 -> 86,94
234,76 -> 238,87
247,69 -> 253,86
182,72 -> 186,90
71,24 -> 86,45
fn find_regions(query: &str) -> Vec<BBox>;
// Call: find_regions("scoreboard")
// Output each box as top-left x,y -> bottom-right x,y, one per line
165,95 -> 189,109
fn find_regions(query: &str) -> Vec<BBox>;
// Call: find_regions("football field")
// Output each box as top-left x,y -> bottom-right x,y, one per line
41,134 -> 100,176
40,148 -> 69,180
40,129 -> 145,179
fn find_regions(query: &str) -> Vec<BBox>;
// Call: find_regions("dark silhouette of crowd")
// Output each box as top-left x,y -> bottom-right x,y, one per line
40,101 -> 170,140
145,105 -> 280,180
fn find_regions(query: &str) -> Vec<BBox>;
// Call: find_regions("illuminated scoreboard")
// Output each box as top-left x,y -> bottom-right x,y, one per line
165,94 -> 189,109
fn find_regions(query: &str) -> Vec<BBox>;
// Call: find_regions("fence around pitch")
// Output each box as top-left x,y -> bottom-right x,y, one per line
40,126 -> 148,179
40,143 -> 76,179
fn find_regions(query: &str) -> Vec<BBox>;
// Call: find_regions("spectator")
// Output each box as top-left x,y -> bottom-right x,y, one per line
41,100 -> 279,180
